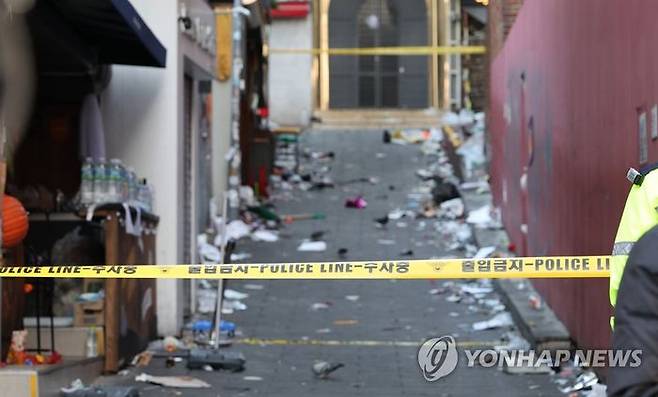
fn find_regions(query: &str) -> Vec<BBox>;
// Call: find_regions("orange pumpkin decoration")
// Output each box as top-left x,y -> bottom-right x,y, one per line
3,195 -> 29,248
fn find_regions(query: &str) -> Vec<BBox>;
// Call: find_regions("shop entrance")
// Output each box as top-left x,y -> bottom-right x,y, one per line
327,0 -> 429,109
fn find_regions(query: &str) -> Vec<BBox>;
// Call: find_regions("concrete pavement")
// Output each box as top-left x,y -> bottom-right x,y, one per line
213,129 -> 562,396
96,129 -> 562,396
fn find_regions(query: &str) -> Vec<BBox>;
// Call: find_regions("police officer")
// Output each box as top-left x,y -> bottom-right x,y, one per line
610,166 -> 658,314
609,224 -> 658,396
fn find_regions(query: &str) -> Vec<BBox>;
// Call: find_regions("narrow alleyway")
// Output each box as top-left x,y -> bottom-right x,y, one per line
3,0 -> 643,395
211,129 -> 561,396
98,129 -> 562,396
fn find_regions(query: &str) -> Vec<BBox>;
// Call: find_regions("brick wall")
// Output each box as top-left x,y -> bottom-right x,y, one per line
487,0 -> 524,58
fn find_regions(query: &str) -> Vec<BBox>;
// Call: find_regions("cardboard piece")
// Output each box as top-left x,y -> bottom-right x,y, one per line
135,373 -> 211,388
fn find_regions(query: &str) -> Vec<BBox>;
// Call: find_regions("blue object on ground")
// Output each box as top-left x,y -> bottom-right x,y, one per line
192,319 -> 236,333
220,320 -> 236,333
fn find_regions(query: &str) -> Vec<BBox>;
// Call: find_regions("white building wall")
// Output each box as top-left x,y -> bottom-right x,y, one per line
212,80 -> 232,199
269,17 -> 313,127
102,0 -> 216,336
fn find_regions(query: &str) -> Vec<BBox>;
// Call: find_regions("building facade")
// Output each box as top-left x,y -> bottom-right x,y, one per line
489,0 -> 658,348
268,0 -> 477,127
102,0 -> 217,336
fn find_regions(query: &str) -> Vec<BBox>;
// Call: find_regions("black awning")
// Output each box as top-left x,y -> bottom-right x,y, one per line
50,0 -> 167,68
28,0 -> 166,71
25,0 -> 167,101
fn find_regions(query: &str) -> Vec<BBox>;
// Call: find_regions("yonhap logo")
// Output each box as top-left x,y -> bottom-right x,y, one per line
417,336 -> 459,381
417,335 -> 641,382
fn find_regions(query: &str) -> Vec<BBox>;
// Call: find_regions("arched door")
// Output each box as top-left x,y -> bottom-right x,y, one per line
328,0 -> 428,109
356,0 -> 399,107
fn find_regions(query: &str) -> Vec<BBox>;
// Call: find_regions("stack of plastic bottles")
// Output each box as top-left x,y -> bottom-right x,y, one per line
80,157 -> 154,212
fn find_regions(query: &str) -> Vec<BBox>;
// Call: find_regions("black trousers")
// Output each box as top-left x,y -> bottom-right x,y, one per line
609,225 -> 658,396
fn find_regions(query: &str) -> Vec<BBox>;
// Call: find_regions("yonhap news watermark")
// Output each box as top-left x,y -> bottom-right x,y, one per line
417,336 -> 642,382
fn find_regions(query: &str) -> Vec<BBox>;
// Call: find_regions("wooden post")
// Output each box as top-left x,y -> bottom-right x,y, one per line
104,212 -> 120,373
319,0 -> 330,110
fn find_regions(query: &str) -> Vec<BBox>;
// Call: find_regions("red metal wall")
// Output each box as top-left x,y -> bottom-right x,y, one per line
489,0 -> 658,349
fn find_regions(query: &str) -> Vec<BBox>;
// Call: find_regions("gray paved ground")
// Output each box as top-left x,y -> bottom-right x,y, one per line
98,129 -> 562,397
210,129 -> 563,397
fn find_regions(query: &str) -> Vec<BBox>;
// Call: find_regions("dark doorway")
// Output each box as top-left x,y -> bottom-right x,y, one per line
357,0 -> 399,107
329,0 -> 428,109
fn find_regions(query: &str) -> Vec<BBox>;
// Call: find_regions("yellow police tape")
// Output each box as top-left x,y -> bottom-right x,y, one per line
268,45 -> 487,56
0,256 -> 611,279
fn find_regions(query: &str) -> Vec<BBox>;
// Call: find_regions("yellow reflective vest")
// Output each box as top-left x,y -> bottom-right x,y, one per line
610,167 -> 658,310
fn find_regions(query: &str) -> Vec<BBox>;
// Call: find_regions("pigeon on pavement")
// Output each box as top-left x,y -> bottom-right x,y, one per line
312,361 -> 345,379
374,215 -> 389,227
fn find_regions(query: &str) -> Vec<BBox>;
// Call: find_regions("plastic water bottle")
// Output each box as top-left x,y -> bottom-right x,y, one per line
108,159 -> 122,202
137,178 -> 150,211
80,157 -> 94,205
93,158 -> 108,204
127,167 -> 137,204
120,163 -> 129,202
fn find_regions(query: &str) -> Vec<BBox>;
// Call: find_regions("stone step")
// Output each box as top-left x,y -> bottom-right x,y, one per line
312,109 -> 443,129
0,356 -> 104,397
